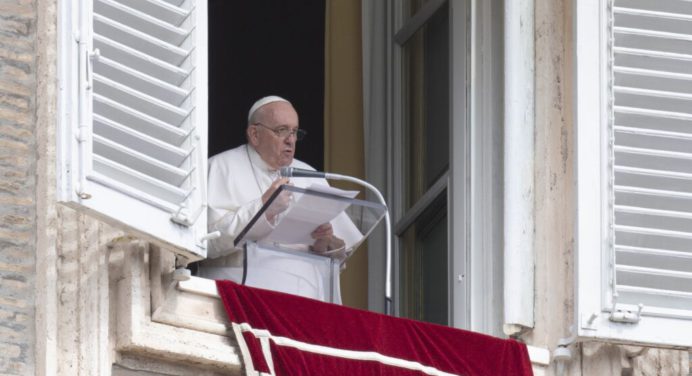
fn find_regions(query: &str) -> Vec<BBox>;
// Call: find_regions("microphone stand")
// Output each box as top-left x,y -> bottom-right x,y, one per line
324,173 -> 393,316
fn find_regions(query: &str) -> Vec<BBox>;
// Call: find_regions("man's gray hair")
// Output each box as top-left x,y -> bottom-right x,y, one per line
247,95 -> 291,124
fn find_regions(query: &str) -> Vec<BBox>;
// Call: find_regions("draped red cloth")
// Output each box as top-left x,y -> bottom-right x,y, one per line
216,280 -> 533,376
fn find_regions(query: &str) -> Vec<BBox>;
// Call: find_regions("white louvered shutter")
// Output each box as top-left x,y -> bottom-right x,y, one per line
612,0 -> 692,321
576,0 -> 692,347
58,0 -> 209,260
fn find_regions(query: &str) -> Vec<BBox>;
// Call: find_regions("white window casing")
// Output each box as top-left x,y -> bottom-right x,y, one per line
503,0 -> 535,334
576,0 -> 692,347
58,0 -> 209,260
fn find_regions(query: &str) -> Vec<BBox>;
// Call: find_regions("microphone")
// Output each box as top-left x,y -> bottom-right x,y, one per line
280,166 -> 327,178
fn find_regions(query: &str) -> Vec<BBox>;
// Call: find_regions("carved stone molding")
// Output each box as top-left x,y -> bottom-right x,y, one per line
114,242 -> 241,373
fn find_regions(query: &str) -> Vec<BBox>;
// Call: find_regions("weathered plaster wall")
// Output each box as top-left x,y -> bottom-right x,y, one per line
0,2 -> 114,375
35,0 -> 58,373
529,0 -> 689,374
0,0 -> 37,374
36,1 -> 126,374
33,0 -> 126,373
530,0 -> 574,352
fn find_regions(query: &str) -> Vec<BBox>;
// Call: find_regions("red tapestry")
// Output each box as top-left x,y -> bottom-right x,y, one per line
216,280 -> 533,376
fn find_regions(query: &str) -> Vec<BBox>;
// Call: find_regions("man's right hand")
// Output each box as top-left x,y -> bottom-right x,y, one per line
263,177 -> 291,222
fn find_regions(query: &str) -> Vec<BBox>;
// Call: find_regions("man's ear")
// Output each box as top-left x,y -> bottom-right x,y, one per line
247,126 -> 259,146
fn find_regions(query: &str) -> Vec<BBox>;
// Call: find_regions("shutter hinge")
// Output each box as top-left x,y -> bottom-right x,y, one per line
195,231 -> 220,250
76,189 -> 92,200
199,231 -> 220,243
86,48 -> 100,90
170,203 -> 205,227
609,303 -> 643,324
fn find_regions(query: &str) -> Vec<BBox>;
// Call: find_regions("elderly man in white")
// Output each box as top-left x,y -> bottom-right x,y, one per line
198,96 -> 352,303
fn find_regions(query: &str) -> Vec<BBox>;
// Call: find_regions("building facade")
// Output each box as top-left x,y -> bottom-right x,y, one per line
0,0 -> 690,375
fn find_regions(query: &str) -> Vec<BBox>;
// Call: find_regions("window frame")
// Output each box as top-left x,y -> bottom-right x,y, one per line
373,0 -> 503,335
391,0 -> 452,325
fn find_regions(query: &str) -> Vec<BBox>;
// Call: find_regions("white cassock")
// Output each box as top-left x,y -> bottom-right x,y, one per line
198,144 -> 357,303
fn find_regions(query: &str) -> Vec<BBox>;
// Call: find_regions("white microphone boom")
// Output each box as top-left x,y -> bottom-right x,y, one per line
328,173 -> 393,316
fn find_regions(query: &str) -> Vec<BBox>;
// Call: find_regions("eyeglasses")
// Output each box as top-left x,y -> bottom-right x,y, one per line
253,122 -> 307,141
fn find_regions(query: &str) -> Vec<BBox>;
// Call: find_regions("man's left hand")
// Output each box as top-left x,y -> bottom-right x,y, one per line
310,223 -> 345,255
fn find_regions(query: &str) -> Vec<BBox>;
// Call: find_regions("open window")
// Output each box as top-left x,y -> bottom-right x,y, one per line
57,0 -> 209,260
57,0 -> 333,264
576,0 -> 692,347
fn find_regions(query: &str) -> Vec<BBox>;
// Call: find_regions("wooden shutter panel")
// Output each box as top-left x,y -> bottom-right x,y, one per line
611,0 -> 692,318
58,0 -> 209,260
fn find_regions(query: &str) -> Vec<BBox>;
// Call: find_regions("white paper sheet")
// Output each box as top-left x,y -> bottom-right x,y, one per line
263,184 -> 359,245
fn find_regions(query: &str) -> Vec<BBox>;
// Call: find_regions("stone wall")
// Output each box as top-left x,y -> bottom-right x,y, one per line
0,0 -> 37,374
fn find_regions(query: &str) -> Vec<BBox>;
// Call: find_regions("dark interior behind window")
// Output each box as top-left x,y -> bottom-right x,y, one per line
208,0 -> 325,170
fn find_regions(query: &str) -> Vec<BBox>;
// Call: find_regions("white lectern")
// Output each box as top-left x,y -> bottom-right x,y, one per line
233,184 -> 386,303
